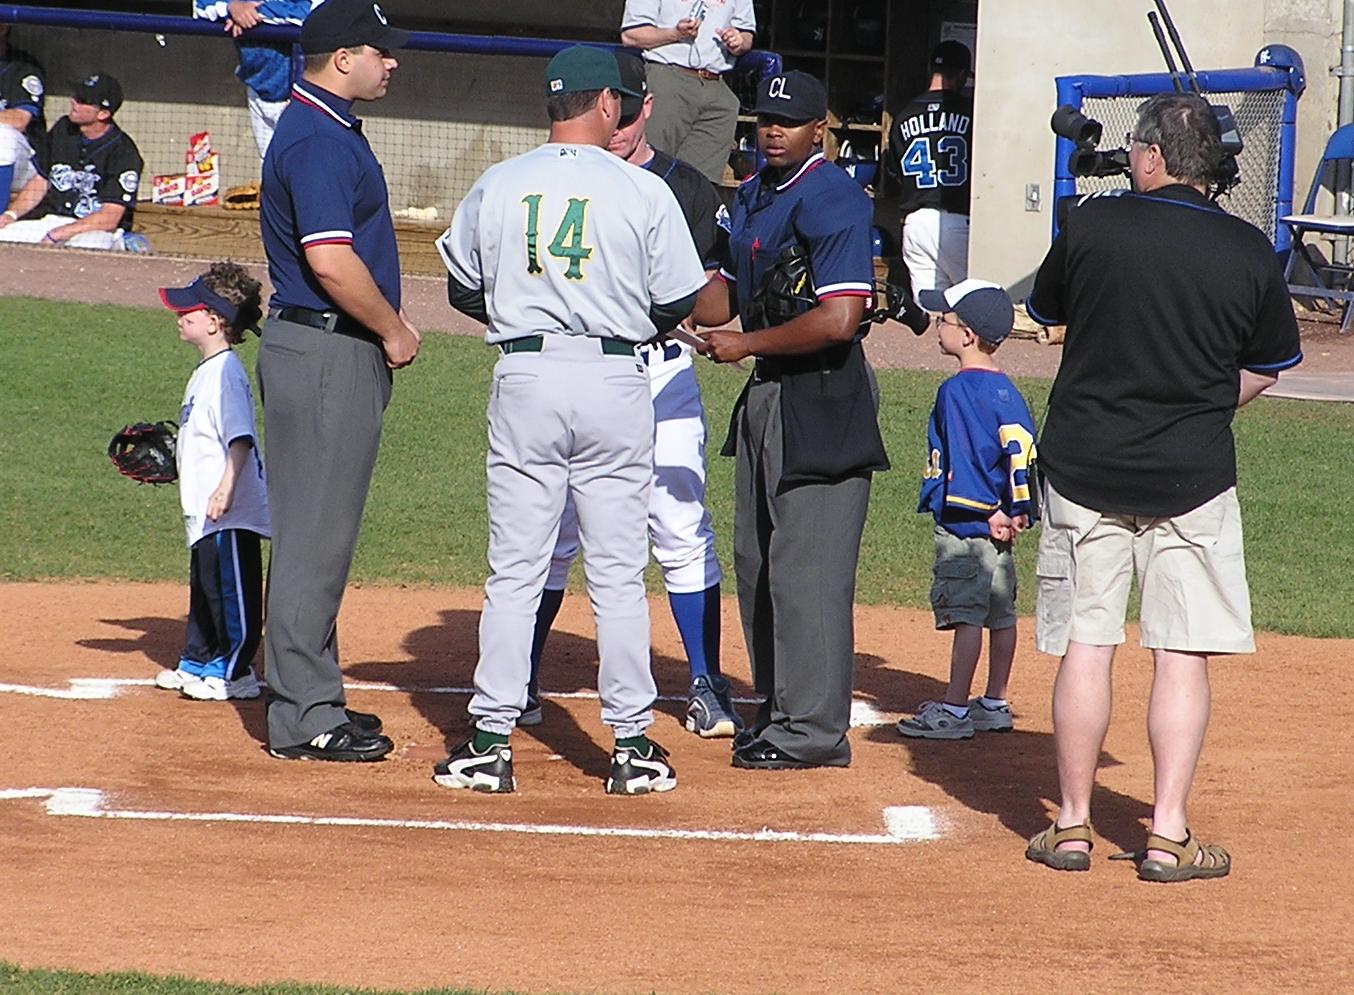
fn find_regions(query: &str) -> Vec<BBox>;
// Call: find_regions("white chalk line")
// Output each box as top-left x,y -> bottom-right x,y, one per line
0,787 -> 940,845
0,679 -> 899,727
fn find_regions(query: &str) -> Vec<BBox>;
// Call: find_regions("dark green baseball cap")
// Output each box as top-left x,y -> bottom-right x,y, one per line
545,45 -> 643,97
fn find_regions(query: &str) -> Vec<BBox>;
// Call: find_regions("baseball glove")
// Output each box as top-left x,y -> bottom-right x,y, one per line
222,181 -> 261,211
746,243 -> 817,330
108,420 -> 178,485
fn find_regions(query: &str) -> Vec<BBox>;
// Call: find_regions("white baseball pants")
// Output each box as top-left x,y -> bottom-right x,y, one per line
902,208 -> 970,295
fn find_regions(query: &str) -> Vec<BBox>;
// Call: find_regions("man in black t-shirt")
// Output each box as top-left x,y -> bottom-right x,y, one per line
888,40 -> 973,296
1022,94 -> 1302,883
0,72 -> 142,251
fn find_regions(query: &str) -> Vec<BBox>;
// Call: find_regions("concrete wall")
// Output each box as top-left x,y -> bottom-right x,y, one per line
970,0 -> 1339,294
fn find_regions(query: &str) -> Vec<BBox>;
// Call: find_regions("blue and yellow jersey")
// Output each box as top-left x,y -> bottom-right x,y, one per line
918,368 -> 1037,538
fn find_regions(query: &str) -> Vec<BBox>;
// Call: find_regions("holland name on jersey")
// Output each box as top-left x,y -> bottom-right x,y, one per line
896,107 -> 971,142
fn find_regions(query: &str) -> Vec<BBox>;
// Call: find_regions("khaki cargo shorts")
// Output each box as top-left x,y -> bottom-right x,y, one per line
1034,481 -> 1255,656
931,526 -> 1018,630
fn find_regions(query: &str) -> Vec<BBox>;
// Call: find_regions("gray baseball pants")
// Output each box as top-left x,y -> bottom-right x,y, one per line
469,335 -> 657,738
733,377 -> 873,766
256,318 -> 391,749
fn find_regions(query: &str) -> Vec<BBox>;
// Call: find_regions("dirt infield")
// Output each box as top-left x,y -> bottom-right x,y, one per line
1,581 -> 1351,994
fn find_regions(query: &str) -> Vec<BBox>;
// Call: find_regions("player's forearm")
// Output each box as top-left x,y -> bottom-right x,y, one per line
55,204 -> 125,236
620,25 -> 684,48
692,274 -> 735,327
3,178 -> 47,221
743,297 -> 866,356
1238,369 -> 1278,407
0,108 -> 33,130
218,439 -> 252,490
305,244 -> 405,342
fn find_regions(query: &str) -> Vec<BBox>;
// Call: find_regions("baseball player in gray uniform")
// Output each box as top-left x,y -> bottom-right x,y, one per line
528,50 -> 739,741
433,45 -> 707,795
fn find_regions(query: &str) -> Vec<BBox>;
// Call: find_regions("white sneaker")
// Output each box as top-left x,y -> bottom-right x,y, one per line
181,671 -> 263,701
968,697 -> 1014,732
154,667 -> 200,691
896,701 -> 975,740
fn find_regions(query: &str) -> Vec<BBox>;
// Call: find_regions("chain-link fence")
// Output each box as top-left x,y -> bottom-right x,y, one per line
1077,88 -> 1287,241
1052,59 -> 1305,249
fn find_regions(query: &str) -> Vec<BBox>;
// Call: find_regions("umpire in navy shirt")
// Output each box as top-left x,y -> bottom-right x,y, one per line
257,0 -> 419,762
694,71 -> 887,770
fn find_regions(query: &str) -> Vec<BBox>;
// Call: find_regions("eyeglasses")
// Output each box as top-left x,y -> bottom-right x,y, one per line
932,313 -> 964,330
1125,132 -> 1151,149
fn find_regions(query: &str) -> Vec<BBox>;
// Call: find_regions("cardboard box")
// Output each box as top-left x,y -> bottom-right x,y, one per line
184,171 -> 219,207
151,173 -> 186,205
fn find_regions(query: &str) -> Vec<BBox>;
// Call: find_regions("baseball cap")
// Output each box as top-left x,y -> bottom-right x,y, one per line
159,276 -> 255,332
753,70 -> 828,121
546,45 -> 643,98
300,0 -> 410,55
918,279 -> 1014,345
931,40 -> 973,76
72,73 -> 123,114
615,50 -> 649,122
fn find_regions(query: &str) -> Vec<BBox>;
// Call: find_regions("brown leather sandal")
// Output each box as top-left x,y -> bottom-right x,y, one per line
1025,820 -> 1093,871
1135,830 -> 1231,882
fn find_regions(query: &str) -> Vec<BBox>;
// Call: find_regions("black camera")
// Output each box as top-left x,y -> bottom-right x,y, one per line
1048,3 -> 1244,200
1050,106 -> 1131,178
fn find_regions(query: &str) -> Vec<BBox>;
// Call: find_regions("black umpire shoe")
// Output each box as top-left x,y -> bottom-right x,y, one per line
269,722 -> 393,762
345,708 -> 383,735
731,737 -> 822,770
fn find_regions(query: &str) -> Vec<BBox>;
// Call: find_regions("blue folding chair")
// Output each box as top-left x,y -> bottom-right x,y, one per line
1282,123 -> 1354,332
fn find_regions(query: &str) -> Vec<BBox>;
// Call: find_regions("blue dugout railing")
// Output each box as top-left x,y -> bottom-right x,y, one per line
1052,46 -> 1306,252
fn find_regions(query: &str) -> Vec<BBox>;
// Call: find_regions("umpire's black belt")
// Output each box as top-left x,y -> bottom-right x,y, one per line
498,334 -> 637,356
269,305 -> 377,343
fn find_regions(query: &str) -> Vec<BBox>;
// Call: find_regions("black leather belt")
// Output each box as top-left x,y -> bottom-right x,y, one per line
269,305 -> 376,343
498,334 -> 637,356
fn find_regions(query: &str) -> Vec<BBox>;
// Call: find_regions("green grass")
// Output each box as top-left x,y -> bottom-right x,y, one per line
2,296 -> 1352,636
0,963 -> 513,995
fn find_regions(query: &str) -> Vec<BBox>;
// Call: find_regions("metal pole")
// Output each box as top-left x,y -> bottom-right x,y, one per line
1338,0 -> 1354,262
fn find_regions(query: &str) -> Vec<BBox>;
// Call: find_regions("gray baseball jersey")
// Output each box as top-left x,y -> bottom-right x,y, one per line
436,143 -> 704,343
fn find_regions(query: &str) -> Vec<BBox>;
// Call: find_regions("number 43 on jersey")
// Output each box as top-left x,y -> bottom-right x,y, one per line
523,195 -> 592,280
900,136 -> 968,189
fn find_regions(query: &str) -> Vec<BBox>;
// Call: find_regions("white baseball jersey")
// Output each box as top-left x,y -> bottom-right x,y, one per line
0,124 -> 37,192
621,0 -> 757,73
177,349 -> 271,547
435,143 -> 706,344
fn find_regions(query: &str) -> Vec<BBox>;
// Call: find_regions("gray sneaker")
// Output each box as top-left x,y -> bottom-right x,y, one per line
684,674 -> 744,739
968,697 -> 1014,732
897,701 -> 975,740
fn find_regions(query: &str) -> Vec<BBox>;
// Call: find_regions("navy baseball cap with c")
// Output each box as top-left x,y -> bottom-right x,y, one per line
73,73 -> 123,115
159,277 -> 258,332
919,279 -> 1015,345
300,0 -> 410,55
753,70 -> 828,121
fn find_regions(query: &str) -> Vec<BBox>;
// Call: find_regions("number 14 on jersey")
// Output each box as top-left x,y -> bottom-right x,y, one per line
523,194 -> 592,280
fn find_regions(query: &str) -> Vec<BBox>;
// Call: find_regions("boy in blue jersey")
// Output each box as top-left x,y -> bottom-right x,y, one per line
897,279 -> 1037,741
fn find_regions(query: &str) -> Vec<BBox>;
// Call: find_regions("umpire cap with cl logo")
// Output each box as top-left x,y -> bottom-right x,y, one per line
753,71 -> 828,121
300,0 -> 410,55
